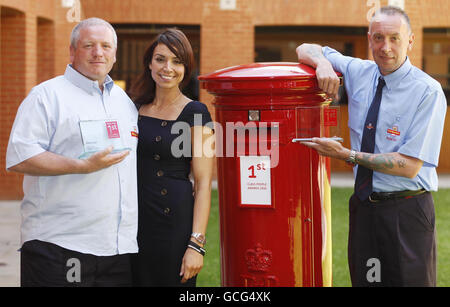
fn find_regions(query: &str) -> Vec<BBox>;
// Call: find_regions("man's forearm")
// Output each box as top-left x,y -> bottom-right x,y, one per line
300,138 -> 423,179
355,152 -> 423,179
8,147 -> 129,176
296,43 -> 328,68
296,43 -> 340,99
8,151 -> 86,176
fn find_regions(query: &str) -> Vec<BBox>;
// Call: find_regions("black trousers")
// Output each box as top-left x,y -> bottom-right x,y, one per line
21,240 -> 133,287
348,192 -> 436,287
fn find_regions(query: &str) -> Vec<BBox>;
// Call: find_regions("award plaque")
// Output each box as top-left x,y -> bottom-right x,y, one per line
292,105 -> 343,143
78,119 -> 131,159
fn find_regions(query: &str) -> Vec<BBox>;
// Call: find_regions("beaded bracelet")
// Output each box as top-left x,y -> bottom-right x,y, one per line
187,240 -> 206,256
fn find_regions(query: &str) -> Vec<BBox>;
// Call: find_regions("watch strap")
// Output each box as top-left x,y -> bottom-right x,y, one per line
191,232 -> 206,245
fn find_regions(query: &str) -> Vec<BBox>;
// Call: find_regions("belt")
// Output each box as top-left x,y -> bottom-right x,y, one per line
368,189 -> 426,203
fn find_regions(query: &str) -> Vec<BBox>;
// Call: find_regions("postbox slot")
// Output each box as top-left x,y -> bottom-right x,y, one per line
230,125 -> 280,158
234,125 -> 278,138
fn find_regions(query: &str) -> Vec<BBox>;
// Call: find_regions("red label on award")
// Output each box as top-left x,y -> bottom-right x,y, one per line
324,108 -> 338,127
106,121 -> 120,139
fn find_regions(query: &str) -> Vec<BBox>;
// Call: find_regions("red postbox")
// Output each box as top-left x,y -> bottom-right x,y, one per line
199,63 -> 340,287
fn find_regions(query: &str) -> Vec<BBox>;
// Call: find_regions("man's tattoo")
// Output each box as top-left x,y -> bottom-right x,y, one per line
306,46 -> 324,59
397,159 -> 406,168
356,153 -> 405,171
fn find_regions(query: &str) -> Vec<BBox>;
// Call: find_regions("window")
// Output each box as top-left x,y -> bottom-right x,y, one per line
254,26 -> 368,105
110,24 -> 200,101
423,28 -> 450,104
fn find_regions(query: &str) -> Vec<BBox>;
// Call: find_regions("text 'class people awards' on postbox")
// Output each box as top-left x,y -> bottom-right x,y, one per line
199,63 -> 342,287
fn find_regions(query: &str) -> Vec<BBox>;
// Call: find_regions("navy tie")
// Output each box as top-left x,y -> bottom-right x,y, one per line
355,77 -> 386,201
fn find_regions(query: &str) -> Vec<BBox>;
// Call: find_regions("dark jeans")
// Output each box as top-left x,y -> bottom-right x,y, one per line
21,240 -> 132,287
348,192 -> 436,287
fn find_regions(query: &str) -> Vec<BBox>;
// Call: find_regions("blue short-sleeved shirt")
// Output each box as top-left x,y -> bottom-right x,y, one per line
323,47 -> 447,192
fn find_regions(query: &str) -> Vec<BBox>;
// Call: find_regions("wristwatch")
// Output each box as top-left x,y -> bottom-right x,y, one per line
191,232 -> 206,246
346,149 -> 357,166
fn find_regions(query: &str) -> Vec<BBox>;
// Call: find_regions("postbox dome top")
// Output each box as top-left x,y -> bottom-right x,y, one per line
198,62 -> 341,96
199,62 -> 317,81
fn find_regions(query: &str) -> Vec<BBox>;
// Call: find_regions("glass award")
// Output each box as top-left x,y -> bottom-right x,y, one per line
292,105 -> 343,143
78,119 -> 131,159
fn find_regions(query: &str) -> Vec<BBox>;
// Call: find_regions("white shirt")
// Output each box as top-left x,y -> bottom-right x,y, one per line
6,65 -> 139,256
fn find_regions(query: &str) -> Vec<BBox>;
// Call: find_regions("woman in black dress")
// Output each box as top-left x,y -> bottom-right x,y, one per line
130,28 -> 214,286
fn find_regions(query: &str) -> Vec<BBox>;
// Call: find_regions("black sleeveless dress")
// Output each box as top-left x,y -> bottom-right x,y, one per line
131,101 -> 212,287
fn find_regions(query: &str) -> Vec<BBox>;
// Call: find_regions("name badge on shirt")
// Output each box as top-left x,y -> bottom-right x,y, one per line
79,119 -> 131,159
386,118 -> 401,142
387,125 -> 401,136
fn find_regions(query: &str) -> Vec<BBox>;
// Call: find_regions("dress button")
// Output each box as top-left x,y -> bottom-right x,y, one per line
154,154 -> 161,161
161,121 -> 168,127
164,208 -> 170,215
161,188 -> 168,195
157,170 -> 164,177
155,136 -> 162,142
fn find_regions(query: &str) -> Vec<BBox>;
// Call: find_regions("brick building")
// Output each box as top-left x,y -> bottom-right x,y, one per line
0,0 -> 449,199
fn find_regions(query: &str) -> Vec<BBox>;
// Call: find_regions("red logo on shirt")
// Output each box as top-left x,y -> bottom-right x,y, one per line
366,123 -> 374,130
387,125 -> 400,136
106,121 -> 120,139
131,127 -> 138,138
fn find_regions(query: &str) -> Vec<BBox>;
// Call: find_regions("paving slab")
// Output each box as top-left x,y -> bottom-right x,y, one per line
0,201 -> 20,287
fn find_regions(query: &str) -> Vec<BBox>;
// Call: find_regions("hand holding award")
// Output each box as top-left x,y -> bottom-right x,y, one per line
79,119 -> 131,159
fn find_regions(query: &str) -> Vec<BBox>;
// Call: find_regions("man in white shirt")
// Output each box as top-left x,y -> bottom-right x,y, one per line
6,18 -> 139,286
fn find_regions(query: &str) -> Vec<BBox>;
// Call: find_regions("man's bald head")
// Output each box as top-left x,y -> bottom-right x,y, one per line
369,6 -> 412,35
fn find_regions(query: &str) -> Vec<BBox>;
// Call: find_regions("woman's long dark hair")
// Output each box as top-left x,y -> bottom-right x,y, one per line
129,28 -> 195,109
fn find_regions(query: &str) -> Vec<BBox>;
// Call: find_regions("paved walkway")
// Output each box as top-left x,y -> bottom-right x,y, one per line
2,173 -> 450,286
0,201 -> 20,287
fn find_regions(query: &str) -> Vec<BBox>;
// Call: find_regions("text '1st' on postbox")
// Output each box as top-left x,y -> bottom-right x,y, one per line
199,62 -> 342,287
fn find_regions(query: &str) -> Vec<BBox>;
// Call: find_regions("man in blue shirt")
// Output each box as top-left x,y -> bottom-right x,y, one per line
6,18 -> 138,286
297,6 -> 446,286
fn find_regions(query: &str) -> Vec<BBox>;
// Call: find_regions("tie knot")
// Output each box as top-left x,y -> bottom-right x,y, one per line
378,77 -> 386,89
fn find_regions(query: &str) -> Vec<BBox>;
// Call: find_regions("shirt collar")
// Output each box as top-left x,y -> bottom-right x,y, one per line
377,57 -> 412,91
64,64 -> 114,95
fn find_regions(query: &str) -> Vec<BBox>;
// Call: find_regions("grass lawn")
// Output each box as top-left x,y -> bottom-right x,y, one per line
197,188 -> 450,287
196,189 -> 221,287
